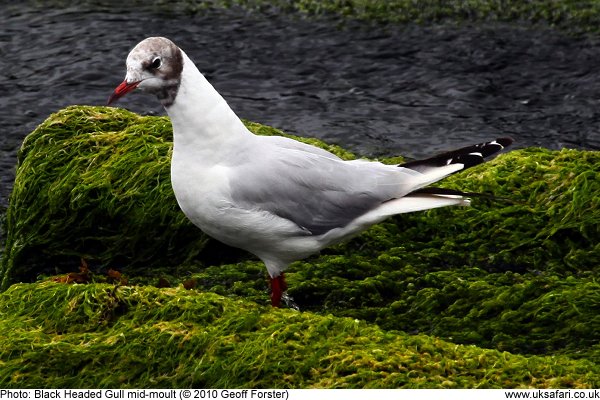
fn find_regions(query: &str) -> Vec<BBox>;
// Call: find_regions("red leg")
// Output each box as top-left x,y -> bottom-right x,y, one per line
269,273 -> 287,308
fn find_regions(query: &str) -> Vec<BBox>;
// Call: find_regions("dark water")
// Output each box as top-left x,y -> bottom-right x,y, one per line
2,3 -> 600,208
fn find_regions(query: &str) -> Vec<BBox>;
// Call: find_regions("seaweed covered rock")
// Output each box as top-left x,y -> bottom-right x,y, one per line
282,147 -> 600,360
237,0 -> 600,33
0,281 -> 598,388
1,106 -> 599,373
0,106 -> 352,290
0,106 -> 203,288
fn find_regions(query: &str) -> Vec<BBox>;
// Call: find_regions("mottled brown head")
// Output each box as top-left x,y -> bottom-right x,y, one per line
108,37 -> 184,107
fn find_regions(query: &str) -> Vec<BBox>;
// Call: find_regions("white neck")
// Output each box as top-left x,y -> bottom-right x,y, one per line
166,50 -> 252,156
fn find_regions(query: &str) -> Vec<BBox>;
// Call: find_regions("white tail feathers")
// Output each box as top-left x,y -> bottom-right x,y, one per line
378,194 -> 470,215
352,193 -> 470,230
411,163 -> 464,188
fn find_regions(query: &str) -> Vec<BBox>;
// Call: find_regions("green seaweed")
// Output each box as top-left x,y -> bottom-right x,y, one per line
1,106 -> 599,387
0,282 -> 598,388
21,1 -> 600,34
225,0 -> 600,34
0,106 -> 352,291
0,106 -> 202,289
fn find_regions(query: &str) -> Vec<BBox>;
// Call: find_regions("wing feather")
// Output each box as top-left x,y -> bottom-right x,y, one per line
229,140 -> 418,235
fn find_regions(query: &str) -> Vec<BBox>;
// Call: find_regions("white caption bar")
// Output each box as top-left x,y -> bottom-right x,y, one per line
1,389 -> 600,400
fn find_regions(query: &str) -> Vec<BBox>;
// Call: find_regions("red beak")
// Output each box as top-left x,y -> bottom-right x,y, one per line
107,80 -> 140,105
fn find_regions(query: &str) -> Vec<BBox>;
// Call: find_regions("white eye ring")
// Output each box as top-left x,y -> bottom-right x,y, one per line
151,57 -> 162,69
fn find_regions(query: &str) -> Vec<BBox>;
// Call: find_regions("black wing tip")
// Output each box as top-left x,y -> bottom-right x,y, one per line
455,153 -> 485,169
494,137 -> 514,148
399,136 -> 514,172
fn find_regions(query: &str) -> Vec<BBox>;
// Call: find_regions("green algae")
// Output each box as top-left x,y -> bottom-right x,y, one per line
28,1 -> 600,34
0,106 -> 201,290
226,0 -> 600,33
1,105 -> 599,386
0,281 -> 598,388
0,106 -> 352,291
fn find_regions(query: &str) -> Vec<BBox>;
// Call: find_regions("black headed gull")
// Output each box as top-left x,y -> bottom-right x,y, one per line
108,37 -> 512,308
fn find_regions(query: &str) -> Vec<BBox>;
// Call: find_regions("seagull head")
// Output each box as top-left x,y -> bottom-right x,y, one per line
108,37 -> 183,107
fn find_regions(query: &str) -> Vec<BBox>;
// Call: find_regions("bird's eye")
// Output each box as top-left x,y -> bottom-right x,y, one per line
150,57 -> 162,69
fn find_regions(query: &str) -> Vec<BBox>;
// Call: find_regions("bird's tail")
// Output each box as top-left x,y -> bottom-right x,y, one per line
400,137 -> 513,174
351,137 -> 514,225
406,186 -> 517,204
384,137 -> 515,213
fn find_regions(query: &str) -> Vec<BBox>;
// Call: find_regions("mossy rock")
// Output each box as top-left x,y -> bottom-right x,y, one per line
229,0 -> 600,33
1,106 -> 599,384
281,146 -> 600,360
0,281 -> 598,388
0,106 -> 353,290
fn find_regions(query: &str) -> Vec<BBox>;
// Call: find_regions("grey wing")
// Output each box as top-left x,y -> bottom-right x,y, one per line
258,134 -> 345,161
228,140 -> 422,236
